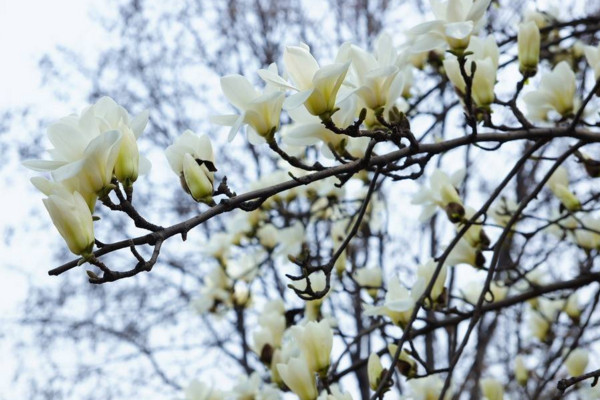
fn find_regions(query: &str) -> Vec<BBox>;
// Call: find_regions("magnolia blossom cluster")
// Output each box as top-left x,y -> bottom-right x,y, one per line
25,97 -> 150,256
26,0 -> 600,399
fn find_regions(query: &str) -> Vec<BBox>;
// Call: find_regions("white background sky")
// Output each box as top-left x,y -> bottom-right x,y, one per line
0,1 -> 101,395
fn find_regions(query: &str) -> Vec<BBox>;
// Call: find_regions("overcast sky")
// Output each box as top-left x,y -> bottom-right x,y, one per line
0,1 -> 101,395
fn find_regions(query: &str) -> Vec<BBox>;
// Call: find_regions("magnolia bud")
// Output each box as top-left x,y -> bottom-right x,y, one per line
518,21 -> 540,77
514,356 -> 529,386
480,378 -> 504,400
43,191 -> 95,256
277,357 -> 318,400
114,122 -> 140,186
182,153 -> 214,203
445,202 -> 466,223
565,348 -> 589,377
367,353 -> 384,391
165,130 -> 216,205
291,320 -> 333,377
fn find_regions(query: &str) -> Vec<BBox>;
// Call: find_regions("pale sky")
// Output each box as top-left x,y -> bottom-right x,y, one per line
0,0 -> 102,109
0,1 -> 101,396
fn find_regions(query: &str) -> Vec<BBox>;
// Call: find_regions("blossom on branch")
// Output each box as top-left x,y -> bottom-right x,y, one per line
165,130 -> 216,204
443,35 -> 498,109
411,168 -> 465,222
258,44 -> 350,118
408,0 -> 492,52
213,67 -> 285,143
41,187 -> 95,257
24,96 -> 150,202
523,61 -> 578,121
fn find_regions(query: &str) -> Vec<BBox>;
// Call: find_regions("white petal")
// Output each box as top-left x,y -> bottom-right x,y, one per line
130,109 -> 149,138
283,90 -> 313,110
220,75 -> 257,109
257,68 -> 297,91
210,114 -> 239,126
22,159 -> 68,172
445,21 -> 474,40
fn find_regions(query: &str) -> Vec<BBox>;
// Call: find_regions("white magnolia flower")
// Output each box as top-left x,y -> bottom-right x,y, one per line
184,379 -> 224,400
282,93 -> 369,158
192,266 -> 232,314
257,223 -> 279,250
445,236 -> 485,268
461,280 -> 507,305
407,375 -> 452,400
30,175 -> 96,212
232,281 -> 251,307
354,266 -> 383,298
332,219 -> 349,274
275,222 -> 304,258
518,21 -> 541,76
252,301 -> 287,357
277,357 -> 318,400
564,293 -> 581,320
259,44 -> 350,117
340,32 -> 407,112
584,43 -> 600,79
291,320 -> 333,375
565,348 -> 589,377
232,372 -> 260,400
408,0 -> 492,52
412,259 -> 447,305
443,35 -> 498,108
523,61 -> 578,121
573,215 -> 600,250
367,352 -> 384,391
231,372 -> 280,400
24,96 -> 150,198
514,356 -> 529,386
480,378 -> 504,400
317,385 -> 353,400
489,197 -> 519,227
204,232 -> 234,261
212,67 -> 285,143
528,308 -> 552,342
41,187 -> 95,256
458,206 -> 489,249
364,276 -> 415,327
412,168 -> 465,222
165,130 -> 216,204
545,166 -> 580,211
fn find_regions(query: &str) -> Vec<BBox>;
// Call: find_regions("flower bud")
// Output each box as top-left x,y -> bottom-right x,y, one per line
114,121 -> 140,186
514,356 -> 529,386
546,167 -> 581,212
564,294 -> 581,322
480,378 -> 504,400
257,224 -> 279,250
233,281 -> 250,307
584,43 -> 600,80
43,191 -> 95,256
165,130 -> 216,205
291,320 -> 333,376
565,348 -> 589,377
518,21 -> 541,77
367,352 -> 384,391
277,357 -> 318,400
354,267 -> 383,298
182,154 -> 215,203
